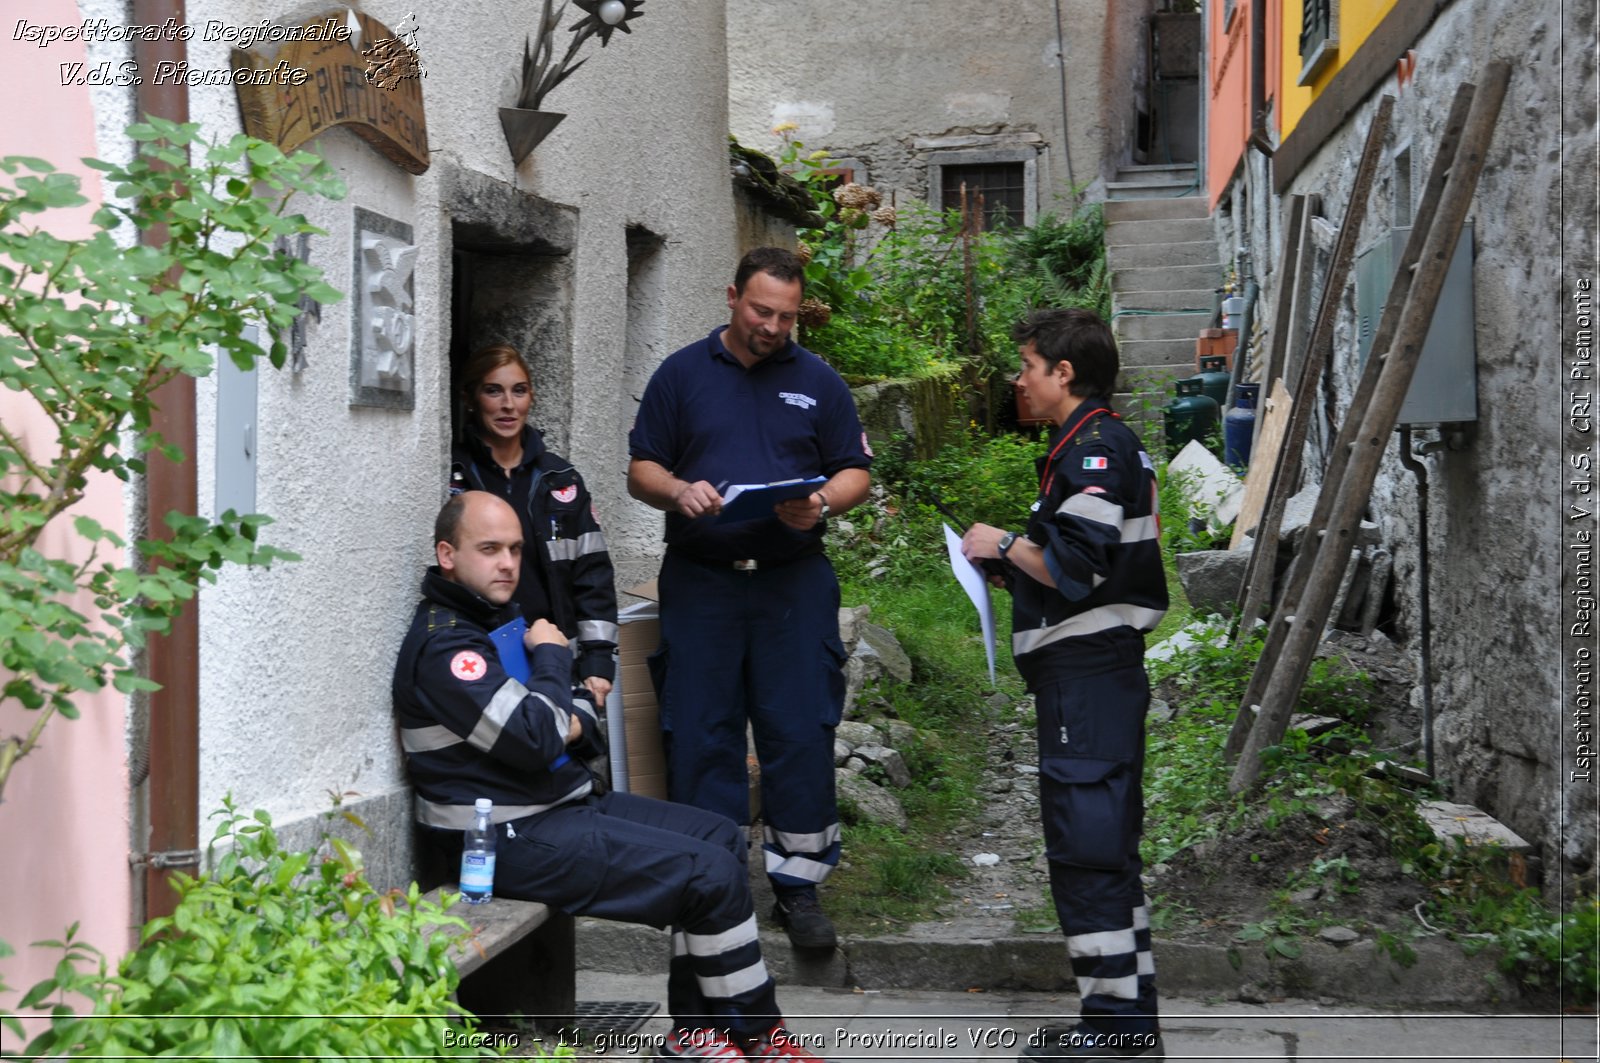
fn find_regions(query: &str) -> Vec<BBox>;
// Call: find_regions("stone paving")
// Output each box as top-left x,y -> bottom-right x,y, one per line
554,970 -> 1599,1062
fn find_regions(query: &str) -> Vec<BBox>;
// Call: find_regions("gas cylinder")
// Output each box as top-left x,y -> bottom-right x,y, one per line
1164,377 -> 1220,454
1224,382 -> 1261,469
1196,355 -> 1232,408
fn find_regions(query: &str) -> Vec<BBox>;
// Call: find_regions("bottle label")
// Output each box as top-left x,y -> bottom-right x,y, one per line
460,851 -> 495,898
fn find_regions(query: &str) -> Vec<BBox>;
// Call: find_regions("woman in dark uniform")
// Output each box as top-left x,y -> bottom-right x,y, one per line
962,309 -> 1168,1062
450,344 -> 618,703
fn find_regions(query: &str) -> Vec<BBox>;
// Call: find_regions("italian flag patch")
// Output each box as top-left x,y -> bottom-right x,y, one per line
1082,455 -> 1108,471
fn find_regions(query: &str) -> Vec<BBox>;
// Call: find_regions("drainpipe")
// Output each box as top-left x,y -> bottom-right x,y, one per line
1051,0 -> 1077,199
1247,0 -> 1275,156
1397,426 -> 1436,779
133,0 -> 198,923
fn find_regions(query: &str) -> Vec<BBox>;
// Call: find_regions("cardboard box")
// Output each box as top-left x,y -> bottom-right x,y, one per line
1195,328 -> 1238,364
605,596 -> 668,800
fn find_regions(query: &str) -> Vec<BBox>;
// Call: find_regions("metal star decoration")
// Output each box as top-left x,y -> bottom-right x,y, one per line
570,0 -> 644,47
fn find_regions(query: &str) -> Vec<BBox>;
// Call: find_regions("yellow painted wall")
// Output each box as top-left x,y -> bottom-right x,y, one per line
1279,0 -> 1400,137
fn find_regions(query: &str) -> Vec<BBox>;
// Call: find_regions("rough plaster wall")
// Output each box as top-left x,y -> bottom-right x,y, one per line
177,1 -> 735,848
518,0 -> 736,581
727,0 -> 1144,211
1224,0 -> 1593,870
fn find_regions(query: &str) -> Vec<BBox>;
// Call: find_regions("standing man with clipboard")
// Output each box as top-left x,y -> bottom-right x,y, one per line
628,247 -> 872,950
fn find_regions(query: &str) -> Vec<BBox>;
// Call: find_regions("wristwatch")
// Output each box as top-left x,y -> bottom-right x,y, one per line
818,494 -> 831,519
996,531 -> 1019,560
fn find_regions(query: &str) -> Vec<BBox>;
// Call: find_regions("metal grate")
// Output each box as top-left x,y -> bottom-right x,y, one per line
565,999 -> 660,1039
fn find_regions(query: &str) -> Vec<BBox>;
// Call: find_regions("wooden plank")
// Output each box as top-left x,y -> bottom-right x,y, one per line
1230,61 -> 1510,794
1258,195 -> 1308,399
1230,97 -> 1393,647
1230,378 -> 1292,550
1226,80 -> 1479,766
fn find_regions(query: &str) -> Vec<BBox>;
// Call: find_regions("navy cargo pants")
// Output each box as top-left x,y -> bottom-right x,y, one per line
421,790 -> 777,1038
1034,663 -> 1159,1035
652,550 -> 844,895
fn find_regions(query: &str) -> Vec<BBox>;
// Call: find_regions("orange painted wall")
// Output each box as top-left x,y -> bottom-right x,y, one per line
1280,0 -> 1401,136
1206,0 -> 1253,206
0,0 -> 134,1024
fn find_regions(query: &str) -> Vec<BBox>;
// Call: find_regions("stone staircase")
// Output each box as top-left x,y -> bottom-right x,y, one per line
1104,178 -> 1221,425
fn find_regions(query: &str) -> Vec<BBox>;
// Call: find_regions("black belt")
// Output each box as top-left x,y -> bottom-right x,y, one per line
667,548 -> 818,572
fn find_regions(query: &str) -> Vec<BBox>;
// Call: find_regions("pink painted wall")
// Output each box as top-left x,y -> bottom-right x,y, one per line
0,0 -> 134,1019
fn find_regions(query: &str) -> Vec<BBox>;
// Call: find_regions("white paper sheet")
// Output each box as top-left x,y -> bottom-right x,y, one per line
943,523 -> 997,686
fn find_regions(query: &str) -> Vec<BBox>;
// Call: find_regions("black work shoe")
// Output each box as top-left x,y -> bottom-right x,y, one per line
1018,1025 -> 1164,1061
771,892 -> 837,950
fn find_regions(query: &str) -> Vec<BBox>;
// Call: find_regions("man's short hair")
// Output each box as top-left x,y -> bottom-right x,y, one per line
734,246 -> 806,295
434,493 -> 472,549
1011,308 -> 1120,400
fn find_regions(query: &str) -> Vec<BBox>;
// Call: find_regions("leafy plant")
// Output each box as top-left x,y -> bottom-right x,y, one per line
0,118 -> 343,803
3,800 -> 558,1059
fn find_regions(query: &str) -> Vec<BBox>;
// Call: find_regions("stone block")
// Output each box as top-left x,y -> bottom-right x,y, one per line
1419,801 -> 1532,853
1175,548 -> 1250,616
836,772 -> 907,829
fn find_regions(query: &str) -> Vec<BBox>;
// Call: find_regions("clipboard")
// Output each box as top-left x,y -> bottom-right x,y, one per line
487,615 -> 530,683
715,476 -> 827,524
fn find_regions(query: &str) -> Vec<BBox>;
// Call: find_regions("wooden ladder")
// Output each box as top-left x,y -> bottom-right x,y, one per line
1225,61 -> 1511,793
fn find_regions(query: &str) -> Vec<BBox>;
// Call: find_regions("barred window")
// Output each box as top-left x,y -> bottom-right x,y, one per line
940,163 -> 1026,231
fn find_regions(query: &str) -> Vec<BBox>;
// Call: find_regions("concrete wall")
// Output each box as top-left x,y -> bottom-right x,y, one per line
728,0 -> 1151,212
55,1 -> 740,887
1217,0 -> 1597,882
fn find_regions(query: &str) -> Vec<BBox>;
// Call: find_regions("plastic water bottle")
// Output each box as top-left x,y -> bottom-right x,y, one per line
459,798 -> 496,904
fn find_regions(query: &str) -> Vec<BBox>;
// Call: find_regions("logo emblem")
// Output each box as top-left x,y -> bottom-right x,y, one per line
1083,456 -> 1108,471
551,485 -> 578,504
450,650 -> 487,681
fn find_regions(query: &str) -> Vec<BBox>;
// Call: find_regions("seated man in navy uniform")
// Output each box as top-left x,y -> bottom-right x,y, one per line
393,490 -> 831,1063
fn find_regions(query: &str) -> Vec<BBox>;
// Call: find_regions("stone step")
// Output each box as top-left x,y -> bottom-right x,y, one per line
1120,337 -> 1201,369
1113,163 -> 1199,184
1104,197 -> 1210,224
1107,179 -> 1201,200
1105,215 -> 1213,246
1112,262 -> 1223,293
1114,310 -> 1213,342
1106,240 -> 1221,268
1118,362 -> 1192,397
1113,288 -> 1218,314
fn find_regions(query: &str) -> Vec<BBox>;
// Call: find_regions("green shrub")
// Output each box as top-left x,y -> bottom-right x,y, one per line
4,800 -> 560,1059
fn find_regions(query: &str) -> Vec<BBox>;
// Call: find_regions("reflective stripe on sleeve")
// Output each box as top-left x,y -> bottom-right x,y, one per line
1057,491 -> 1125,527
578,619 -> 620,643
1121,515 -> 1160,544
467,678 -> 528,753
400,724 -> 461,754
545,531 -> 609,563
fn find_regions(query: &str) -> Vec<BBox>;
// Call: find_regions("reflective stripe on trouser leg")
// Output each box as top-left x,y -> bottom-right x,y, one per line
747,554 -> 844,890
762,822 -> 842,888
520,791 -> 777,1039
1051,861 -> 1159,1033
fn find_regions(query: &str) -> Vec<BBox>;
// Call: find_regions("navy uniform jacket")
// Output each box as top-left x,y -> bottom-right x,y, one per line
450,425 -> 619,683
392,568 -> 602,830
1011,403 -> 1169,690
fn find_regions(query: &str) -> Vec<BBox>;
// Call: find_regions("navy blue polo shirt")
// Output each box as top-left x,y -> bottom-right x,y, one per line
629,326 -> 872,562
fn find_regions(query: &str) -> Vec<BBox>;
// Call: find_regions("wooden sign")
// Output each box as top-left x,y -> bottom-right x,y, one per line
232,10 -> 428,175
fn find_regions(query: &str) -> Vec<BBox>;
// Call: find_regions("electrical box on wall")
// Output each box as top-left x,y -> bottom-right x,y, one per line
215,324 -> 258,516
1354,223 -> 1477,425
